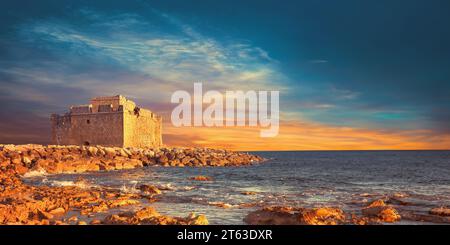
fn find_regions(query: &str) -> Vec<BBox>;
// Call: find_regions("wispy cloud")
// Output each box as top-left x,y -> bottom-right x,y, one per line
12,9 -> 288,106
309,59 -> 328,64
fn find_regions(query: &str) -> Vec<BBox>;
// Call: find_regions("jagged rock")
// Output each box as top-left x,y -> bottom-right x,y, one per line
157,154 -> 168,164
102,207 -> 208,225
244,206 -> 346,225
362,199 -> 401,223
301,207 -> 345,225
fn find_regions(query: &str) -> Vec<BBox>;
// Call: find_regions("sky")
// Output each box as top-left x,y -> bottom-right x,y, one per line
1,0 -> 450,150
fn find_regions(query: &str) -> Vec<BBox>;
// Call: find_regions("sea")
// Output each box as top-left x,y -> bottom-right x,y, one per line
23,150 -> 450,224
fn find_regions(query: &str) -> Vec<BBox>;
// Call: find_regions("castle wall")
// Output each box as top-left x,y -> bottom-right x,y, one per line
123,109 -> 162,148
51,112 -> 124,146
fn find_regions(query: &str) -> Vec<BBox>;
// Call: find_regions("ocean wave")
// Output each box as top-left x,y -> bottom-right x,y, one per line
48,179 -> 95,189
119,180 -> 140,193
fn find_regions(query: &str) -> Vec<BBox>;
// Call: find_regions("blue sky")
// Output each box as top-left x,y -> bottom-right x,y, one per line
1,0 -> 449,149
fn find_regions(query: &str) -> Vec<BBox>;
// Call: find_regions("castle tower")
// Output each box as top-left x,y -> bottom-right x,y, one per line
51,95 -> 162,148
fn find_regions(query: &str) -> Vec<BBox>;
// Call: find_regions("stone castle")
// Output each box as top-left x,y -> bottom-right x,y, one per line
51,95 -> 162,148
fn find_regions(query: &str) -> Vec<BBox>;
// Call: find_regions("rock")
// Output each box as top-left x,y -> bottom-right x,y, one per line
244,206 -> 346,225
157,154 -> 168,164
401,211 -> 450,224
107,198 -> 140,208
139,185 -> 162,195
167,152 -> 175,161
244,206 -> 301,225
301,207 -> 345,225
14,164 -> 28,175
208,202 -> 234,208
90,219 -> 102,225
11,157 -> 22,165
119,149 -> 129,157
134,207 -> 160,220
22,156 -> 32,165
37,210 -> 54,220
48,207 -> 66,215
40,219 -> 50,225
362,199 -> 401,223
144,150 -> 155,158
122,159 -> 143,169
67,216 -> 78,222
87,147 -> 98,156
102,207 -> 209,225
392,192 -> 408,198
52,220 -> 66,225
241,191 -> 257,195
190,175 -> 213,181
103,214 -> 131,225
122,148 -> 132,156
430,207 -> 450,216
187,213 -> 209,225
103,147 -> 117,157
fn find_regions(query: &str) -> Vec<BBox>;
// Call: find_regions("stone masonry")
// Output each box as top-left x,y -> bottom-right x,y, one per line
50,95 -> 162,147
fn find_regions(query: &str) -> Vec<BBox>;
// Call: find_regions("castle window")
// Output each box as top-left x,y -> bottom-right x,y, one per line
87,119 -> 90,124
83,141 -> 90,146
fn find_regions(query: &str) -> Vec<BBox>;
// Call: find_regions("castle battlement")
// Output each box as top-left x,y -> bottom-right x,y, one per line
51,95 -> 162,148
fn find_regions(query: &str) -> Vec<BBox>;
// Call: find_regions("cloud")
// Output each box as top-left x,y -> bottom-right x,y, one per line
12,9 -> 288,106
163,119 -> 450,151
329,86 -> 360,100
309,59 -> 328,64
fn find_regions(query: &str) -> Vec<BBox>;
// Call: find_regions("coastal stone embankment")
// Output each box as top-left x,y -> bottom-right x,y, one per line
0,144 -> 264,175
0,144 -> 262,225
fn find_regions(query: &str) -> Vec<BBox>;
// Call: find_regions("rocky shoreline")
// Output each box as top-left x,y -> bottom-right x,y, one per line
0,144 -> 262,225
1,144 -> 449,225
243,196 -> 450,225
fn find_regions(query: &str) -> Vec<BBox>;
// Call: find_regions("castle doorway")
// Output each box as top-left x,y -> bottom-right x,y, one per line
83,141 -> 90,146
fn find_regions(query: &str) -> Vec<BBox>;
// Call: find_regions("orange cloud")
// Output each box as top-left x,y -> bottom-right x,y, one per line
163,120 -> 450,151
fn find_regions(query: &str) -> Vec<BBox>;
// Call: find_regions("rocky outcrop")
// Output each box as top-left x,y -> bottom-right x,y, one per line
0,174 -> 132,224
102,207 -> 208,225
361,199 -> 401,223
243,206 -> 346,225
244,201 -> 404,225
0,170 -> 209,225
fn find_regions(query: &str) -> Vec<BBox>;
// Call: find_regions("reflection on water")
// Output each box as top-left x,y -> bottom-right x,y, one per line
24,150 -> 450,224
